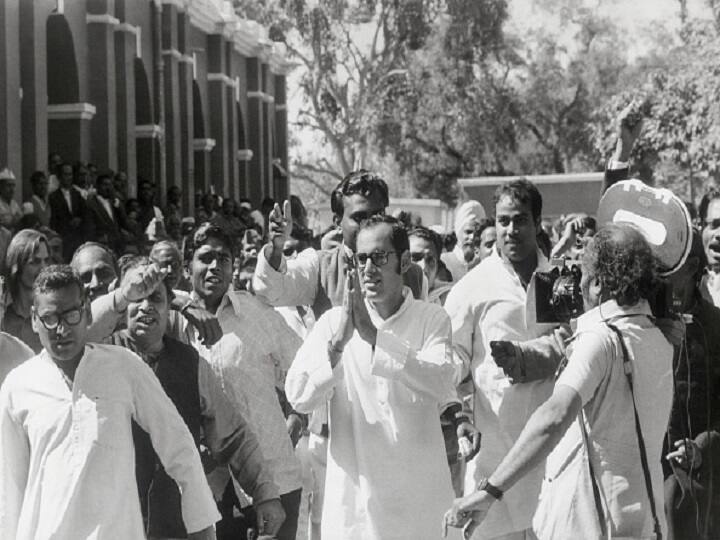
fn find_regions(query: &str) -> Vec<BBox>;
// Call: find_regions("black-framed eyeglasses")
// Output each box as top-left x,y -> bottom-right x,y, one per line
356,251 -> 396,267
410,251 -> 436,264
34,304 -> 85,331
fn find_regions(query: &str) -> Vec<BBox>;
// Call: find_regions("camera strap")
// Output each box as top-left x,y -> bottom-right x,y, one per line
606,322 -> 663,540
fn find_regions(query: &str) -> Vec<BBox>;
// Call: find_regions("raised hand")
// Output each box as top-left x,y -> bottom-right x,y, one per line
181,304 -> 223,347
350,267 -> 377,346
614,102 -> 645,162
264,200 -> 293,271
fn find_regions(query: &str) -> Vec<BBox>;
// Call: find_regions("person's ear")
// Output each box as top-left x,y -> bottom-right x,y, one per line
30,308 -> 40,334
399,250 -> 411,274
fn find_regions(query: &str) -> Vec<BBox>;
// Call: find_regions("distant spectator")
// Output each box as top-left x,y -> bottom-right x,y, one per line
165,185 -> 183,241
1,229 -> 51,352
73,161 -> 92,199
41,227 -> 64,264
0,168 -> 22,230
137,179 -> 163,230
47,151 -> 63,193
49,162 -> 86,260
114,170 -> 129,202
23,171 -> 51,227
442,200 -> 486,281
85,173 -> 132,254
472,218 -> 496,266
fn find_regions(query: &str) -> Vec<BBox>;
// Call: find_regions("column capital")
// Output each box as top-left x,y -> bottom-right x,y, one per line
86,13 -> 120,26
193,138 -> 216,152
237,149 -> 254,161
48,103 -> 97,121
136,124 -> 165,139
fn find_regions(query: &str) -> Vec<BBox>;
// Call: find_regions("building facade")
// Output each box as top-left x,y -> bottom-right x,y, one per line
0,0 -> 292,213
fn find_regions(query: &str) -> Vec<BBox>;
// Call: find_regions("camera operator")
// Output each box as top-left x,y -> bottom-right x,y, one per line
443,223 -> 674,540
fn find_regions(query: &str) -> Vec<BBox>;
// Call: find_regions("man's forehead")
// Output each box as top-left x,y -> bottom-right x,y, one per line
34,286 -> 82,310
357,224 -> 394,249
409,236 -> 433,251
196,240 -> 231,254
74,248 -> 114,269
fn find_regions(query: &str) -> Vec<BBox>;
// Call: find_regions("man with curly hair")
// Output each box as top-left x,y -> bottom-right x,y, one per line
444,223 -> 674,540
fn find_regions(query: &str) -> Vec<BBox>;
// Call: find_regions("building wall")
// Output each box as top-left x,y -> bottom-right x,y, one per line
1,0 -> 292,212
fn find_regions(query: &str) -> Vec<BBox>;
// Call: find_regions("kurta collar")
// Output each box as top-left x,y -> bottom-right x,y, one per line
365,286 -> 413,328
572,298 -> 653,333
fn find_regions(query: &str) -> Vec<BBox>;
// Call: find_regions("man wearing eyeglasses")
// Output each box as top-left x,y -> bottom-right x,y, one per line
0,265 -> 219,539
253,170 -> 427,319
286,215 -> 460,540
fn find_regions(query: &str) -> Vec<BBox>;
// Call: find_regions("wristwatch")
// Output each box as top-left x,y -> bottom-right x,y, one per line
477,478 -> 503,500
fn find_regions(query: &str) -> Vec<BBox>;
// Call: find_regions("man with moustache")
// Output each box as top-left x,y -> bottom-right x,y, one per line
110,256 -> 285,539
441,200 -> 486,281
286,215 -> 459,540
184,223 -> 303,540
50,162 -> 86,261
444,179 -> 560,540
253,170 -> 426,319
0,265 -> 219,539
699,188 -> 720,307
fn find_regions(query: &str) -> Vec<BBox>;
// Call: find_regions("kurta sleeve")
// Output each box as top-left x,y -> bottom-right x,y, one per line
371,308 -> 456,404
556,331 -> 611,405
87,292 -> 123,343
444,283 -> 482,386
252,247 -> 319,307
129,356 -> 220,533
285,312 -> 342,414
197,357 -> 280,505
0,381 -> 29,540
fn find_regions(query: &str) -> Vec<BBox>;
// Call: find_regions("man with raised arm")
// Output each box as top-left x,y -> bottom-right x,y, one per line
0,265 -> 219,539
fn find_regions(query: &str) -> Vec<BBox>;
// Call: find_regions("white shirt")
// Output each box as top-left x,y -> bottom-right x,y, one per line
61,187 -> 73,213
443,248 -> 557,538
441,244 -> 472,282
0,198 -> 22,228
187,291 -> 303,496
286,289 -> 459,540
534,299 -> 672,539
0,331 -> 32,385
96,194 -> 114,221
0,344 -> 219,539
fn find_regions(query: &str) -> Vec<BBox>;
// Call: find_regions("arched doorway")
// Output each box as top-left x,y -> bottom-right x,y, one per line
46,14 -> 81,163
134,57 -> 158,190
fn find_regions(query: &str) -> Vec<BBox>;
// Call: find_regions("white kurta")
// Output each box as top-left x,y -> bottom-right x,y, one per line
0,344 -> 219,540
285,289 -> 459,540
444,249 -> 557,538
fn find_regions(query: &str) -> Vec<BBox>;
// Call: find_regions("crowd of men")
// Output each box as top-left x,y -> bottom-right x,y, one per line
0,107 -> 719,540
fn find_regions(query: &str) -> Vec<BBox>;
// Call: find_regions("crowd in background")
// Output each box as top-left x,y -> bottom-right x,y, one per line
0,105 -> 719,540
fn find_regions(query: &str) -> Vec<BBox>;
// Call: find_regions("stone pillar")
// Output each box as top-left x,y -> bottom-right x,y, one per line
86,9 -> 119,170
114,22 -> 139,184
0,0 -> 22,194
177,12 -> 194,214
161,2 -> 181,209
246,57 -> 265,206
207,34 -> 230,197
19,1 -> 50,195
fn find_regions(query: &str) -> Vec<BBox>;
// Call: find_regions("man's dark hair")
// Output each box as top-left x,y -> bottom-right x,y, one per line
699,187 -> 720,225
70,242 -> 119,275
471,218 -> 495,247
59,161 -> 73,172
33,265 -> 86,304
493,178 -> 543,223
359,215 -> 409,256
583,223 -> 657,306
330,170 -> 389,218
29,170 -> 47,186
192,222 -> 234,257
408,226 -> 443,259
